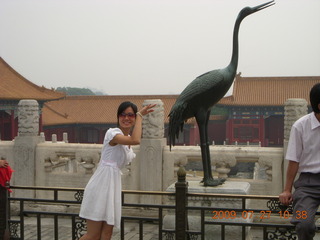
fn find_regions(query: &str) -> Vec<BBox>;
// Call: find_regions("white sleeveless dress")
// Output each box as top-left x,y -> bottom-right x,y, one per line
79,128 -> 136,229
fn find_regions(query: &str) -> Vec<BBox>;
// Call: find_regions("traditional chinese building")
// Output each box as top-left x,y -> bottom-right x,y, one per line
41,74 -> 319,146
1,57 -> 318,146
42,95 -> 177,143
0,57 -> 65,140
215,73 -> 319,146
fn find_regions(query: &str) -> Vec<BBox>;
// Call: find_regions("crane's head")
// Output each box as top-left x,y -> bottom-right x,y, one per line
238,0 -> 275,21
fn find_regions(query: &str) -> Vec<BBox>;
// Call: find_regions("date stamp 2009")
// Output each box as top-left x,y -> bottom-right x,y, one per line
211,210 -> 308,220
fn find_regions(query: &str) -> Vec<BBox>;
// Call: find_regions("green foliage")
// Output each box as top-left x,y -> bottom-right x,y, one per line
56,87 -> 100,96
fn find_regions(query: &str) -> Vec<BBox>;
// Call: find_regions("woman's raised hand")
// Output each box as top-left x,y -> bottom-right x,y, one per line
138,104 -> 156,116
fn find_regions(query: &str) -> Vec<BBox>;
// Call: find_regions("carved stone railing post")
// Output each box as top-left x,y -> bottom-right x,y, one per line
284,99 -> 308,142
139,99 -> 166,204
13,100 -> 42,197
283,99 -> 308,186
215,162 -> 231,179
80,156 -> 95,174
211,148 -> 236,180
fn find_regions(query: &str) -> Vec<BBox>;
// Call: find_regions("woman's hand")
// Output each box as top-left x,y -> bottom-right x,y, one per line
138,104 -> 156,116
0,159 -> 8,168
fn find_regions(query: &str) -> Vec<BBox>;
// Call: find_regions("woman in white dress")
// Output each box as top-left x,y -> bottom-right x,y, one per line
79,101 -> 155,240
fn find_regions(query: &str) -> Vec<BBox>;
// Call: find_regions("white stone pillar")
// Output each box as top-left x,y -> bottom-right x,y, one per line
283,98 -> 308,186
139,99 -> 166,204
13,100 -> 42,197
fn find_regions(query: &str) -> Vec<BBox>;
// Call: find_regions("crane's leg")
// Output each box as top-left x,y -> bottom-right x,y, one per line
204,110 -> 213,179
204,111 -> 225,186
195,111 -> 224,187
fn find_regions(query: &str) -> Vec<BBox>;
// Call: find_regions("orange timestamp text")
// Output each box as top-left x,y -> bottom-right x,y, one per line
211,210 -> 308,220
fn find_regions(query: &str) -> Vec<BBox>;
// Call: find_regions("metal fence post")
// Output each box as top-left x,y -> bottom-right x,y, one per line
175,166 -> 188,240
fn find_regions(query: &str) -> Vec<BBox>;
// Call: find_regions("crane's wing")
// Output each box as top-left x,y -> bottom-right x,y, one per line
169,69 -> 231,148
176,69 -> 229,112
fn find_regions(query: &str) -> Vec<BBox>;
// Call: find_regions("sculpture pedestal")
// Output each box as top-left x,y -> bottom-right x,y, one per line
164,181 -> 252,240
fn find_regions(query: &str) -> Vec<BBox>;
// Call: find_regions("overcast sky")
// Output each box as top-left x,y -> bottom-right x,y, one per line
0,0 -> 319,95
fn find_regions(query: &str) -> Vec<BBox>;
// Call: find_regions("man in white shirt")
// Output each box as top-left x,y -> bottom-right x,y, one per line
279,83 -> 320,240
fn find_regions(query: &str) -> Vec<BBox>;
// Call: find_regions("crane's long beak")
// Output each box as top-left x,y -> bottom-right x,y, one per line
252,0 -> 275,13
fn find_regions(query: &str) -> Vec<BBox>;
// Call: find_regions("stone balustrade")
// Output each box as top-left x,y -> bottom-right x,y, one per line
0,97 -> 307,202
0,138 -> 282,200
164,145 -> 283,196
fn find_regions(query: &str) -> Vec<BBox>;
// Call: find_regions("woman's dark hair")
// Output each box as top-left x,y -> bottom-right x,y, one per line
117,101 -> 138,126
310,83 -> 320,113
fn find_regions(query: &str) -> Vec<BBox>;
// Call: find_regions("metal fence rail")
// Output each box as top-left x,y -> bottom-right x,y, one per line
3,178 -> 318,239
7,186 -> 85,240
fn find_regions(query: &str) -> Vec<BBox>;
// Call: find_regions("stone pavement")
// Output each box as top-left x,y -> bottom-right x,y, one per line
14,216 -> 315,240
12,216 -> 160,240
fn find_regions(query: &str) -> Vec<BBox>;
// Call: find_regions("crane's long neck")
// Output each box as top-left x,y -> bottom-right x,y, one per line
227,17 -> 243,76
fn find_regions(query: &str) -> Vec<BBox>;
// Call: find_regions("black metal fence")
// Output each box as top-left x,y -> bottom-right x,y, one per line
5,185 -> 85,240
1,171 -> 318,240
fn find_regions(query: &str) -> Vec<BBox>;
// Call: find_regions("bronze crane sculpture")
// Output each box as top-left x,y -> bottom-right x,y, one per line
168,1 -> 275,186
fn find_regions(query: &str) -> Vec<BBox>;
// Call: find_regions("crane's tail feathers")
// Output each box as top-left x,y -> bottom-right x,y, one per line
168,104 -> 186,150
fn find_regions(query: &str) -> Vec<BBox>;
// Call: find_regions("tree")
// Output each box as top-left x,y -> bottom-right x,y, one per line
56,87 -> 102,96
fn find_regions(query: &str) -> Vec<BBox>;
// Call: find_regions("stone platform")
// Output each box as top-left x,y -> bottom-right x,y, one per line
164,181 -> 252,240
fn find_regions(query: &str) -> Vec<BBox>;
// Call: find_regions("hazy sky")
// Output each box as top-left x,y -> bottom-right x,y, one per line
0,0 -> 319,95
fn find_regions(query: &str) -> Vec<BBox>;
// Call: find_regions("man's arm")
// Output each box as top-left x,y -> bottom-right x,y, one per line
279,160 -> 299,205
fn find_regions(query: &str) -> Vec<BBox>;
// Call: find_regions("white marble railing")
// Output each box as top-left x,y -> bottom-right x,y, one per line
163,145 -> 283,195
0,139 -> 282,197
1,97 -> 308,201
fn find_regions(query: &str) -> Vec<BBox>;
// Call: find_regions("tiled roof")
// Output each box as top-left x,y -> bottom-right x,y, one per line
219,74 -> 320,106
42,75 -> 320,126
43,95 -> 178,126
0,57 -> 65,101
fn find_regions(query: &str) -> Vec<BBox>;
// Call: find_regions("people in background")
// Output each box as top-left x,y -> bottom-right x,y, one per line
0,158 -> 13,192
0,159 -> 8,168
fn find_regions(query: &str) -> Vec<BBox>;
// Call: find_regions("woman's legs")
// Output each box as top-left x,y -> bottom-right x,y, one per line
100,222 -> 114,240
79,219 -> 103,240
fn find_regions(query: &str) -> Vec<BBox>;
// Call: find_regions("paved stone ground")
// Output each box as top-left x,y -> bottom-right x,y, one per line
8,217 -> 276,240
12,216 -> 266,240
11,216 -> 160,240
13,216 -> 318,240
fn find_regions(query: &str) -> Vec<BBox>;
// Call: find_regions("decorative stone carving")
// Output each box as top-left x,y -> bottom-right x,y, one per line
173,154 -> 188,173
139,100 -> 166,204
80,156 -> 95,174
284,99 -> 307,141
142,99 -> 164,139
258,156 -> 273,181
211,148 -> 237,179
77,151 -> 99,174
15,145 -> 33,164
17,100 -> 39,136
44,157 -> 53,172
216,162 -> 231,179
44,152 -> 76,173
